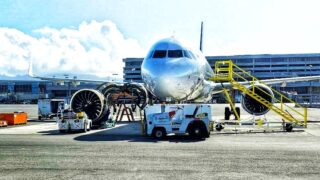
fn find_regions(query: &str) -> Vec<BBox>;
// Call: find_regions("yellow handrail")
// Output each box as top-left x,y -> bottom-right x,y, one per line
212,60 -> 307,127
232,71 -> 304,117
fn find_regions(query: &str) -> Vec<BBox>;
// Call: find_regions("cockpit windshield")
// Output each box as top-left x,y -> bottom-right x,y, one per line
188,51 -> 196,59
151,49 -> 196,59
152,50 -> 167,58
183,50 -> 192,59
168,50 -> 183,58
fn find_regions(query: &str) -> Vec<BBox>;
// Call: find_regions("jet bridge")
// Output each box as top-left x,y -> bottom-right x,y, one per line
210,60 -> 307,131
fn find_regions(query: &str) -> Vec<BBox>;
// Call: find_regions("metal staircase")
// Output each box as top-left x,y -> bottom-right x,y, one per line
210,60 -> 307,128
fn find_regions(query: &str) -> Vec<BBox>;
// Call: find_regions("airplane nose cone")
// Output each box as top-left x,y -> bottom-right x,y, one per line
141,58 -> 200,101
154,77 -> 190,100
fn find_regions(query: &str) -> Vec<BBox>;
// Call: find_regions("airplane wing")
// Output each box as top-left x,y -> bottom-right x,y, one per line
259,76 -> 320,85
29,72 -> 110,84
28,61 -> 120,84
214,75 -> 320,90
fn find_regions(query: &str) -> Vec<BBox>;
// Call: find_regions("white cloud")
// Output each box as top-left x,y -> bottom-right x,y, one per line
0,20 -> 146,78
208,29 -> 320,56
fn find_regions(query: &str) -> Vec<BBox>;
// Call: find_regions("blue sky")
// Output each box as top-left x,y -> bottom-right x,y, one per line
1,0 -> 320,77
1,0 -> 319,53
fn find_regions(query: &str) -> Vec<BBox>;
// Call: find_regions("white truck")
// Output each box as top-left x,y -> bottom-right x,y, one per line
144,104 -> 213,139
38,98 -> 68,120
57,110 -> 92,133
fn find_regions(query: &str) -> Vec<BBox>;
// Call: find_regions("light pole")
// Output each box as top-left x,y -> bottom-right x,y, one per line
309,64 -> 313,106
309,65 -> 312,93
112,73 -> 118,82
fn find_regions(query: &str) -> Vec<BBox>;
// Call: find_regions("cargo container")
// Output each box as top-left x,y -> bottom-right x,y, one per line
0,112 -> 27,125
38,98 -> 68,120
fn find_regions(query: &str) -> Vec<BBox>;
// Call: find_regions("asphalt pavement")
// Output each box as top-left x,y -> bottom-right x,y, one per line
0,123 -> 320,179
0,104 -> 320,179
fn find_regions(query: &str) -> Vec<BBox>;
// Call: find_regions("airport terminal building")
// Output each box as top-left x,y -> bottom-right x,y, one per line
124,53 -> 320,103
1,53 -> 320,104
0,80 -> 97,103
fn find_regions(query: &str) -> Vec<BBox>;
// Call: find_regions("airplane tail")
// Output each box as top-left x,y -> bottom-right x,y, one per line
200,21 -> 203,52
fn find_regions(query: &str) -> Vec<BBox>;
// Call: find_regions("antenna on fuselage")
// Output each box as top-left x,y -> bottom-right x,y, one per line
171,30 -> 176,38
200,21 -> 203,52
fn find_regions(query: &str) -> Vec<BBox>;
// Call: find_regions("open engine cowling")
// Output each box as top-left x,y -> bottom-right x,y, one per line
241,84 -> 274,115
70,89 -> 107,125
70,83 -> 149,125
98,82 -> 149,109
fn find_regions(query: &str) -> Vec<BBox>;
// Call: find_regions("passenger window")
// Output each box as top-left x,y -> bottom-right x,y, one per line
153,50 -> 167,58
168,50 -> 183,58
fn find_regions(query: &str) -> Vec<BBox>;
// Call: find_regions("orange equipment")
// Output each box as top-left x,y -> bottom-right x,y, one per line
0,112 -> 27,125
0,120 -> 8,127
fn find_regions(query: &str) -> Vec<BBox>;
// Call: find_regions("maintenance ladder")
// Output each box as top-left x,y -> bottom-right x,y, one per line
210,60 -> 307,128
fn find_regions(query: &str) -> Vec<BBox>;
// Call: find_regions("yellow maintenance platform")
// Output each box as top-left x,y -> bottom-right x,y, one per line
210,60 -> 307,129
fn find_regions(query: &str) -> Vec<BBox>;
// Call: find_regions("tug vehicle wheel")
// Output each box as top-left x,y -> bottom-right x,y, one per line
152,128 -> 166,139
215,123 -> 224,131
285,123 -> 293,132
235,107 -> 240,120
189,125 -> 204,139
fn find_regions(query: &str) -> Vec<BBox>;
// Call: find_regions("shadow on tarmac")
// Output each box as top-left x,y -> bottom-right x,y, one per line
38,129 -> 86,136
37,121 -> 305,143
73,133 -> 206,143
73,130 -> 305,143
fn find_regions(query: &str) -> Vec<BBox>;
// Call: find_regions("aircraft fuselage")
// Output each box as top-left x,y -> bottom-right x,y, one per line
141,38 -> 214,102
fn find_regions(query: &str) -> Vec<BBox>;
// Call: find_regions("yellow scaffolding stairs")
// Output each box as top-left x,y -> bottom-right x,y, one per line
210,60 -> 307,128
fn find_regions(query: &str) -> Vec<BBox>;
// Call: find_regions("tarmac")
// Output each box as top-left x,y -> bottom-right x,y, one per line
0,104 -> 320,179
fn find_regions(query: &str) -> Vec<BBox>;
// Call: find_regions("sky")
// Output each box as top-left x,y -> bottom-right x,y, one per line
1,0 -> 320,78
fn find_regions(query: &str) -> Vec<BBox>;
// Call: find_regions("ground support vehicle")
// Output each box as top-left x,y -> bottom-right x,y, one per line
38,98 -> 68,120
144,104 -> 213,139
57,110 -> 92,133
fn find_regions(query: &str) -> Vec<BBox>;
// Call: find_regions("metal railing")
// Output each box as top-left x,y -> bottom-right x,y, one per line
210,60 -> 307,127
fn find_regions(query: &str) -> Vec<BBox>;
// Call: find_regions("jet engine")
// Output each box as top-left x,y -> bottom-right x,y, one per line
70,83 -> 150,125
98,83 -> 149,110
70,89 -> 108,125
241,84 -> 274,115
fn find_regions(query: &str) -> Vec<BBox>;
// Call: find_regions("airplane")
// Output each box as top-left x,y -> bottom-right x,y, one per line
29,22 -> 320,125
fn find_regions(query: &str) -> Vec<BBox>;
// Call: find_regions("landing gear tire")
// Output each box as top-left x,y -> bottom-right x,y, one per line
235,107 -> 240,120
206,130 -> 210,138
225,107 -> 231,120
285,123 -> 293,132
152,128 -> 166,139
215,123 -> 224,131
